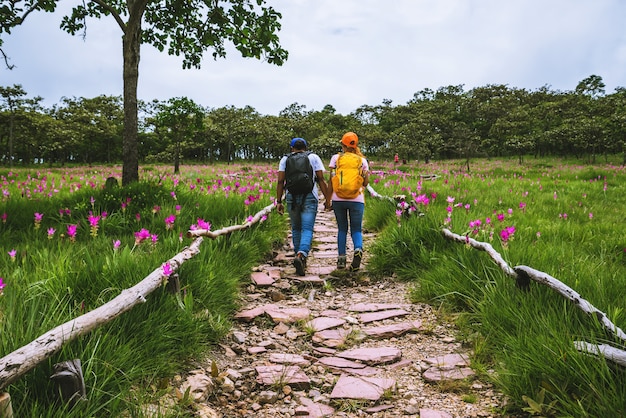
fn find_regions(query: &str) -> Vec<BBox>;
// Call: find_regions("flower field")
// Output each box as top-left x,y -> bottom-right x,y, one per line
0,157 -> 625,416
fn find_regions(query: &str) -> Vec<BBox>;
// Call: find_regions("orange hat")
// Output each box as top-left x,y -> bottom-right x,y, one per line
341,132 -> 358,148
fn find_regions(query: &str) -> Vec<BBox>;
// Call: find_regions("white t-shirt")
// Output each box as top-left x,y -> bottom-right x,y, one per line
329,153 -> 369,203
279,152 -> 326,200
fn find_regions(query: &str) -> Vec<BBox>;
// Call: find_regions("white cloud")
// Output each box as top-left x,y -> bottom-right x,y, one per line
3,0 -> 626,114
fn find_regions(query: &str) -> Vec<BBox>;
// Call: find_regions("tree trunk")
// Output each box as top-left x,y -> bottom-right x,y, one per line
121,14 -> 141,186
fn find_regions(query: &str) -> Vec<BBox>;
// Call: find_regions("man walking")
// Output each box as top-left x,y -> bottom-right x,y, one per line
276,138 -> 330,276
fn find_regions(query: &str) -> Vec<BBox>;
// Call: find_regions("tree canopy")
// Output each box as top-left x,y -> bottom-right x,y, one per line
2,0 -> 288,184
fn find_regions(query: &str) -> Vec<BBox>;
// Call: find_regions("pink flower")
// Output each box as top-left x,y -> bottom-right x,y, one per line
196,218 -> 211,230
67,224 -> 78,242
588,212 -> 593,219
164,215 -> 176,230
34,212 -> 43,229
152,205 -> 161,214
0,277 -> 5,293
446,196 -> 455,204
47,227 -> 56,239
113,239 -> 121,250
134,228 -> 151,245
8,249 -> 16,260
88,214 -> 100,228
162,263 -> 173,277
497,213 -> 505,222
150,234 -> 159,244
1,213 -> 6,223
175,205 -> 181,215
135,213 -> 141,222
500,226 -> 516,242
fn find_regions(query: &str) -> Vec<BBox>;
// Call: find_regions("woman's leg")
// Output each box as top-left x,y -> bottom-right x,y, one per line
332,200 -> 349,256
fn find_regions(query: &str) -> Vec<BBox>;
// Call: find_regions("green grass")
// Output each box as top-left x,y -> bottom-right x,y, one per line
366,156 -> 626,416
0,166 -> 287,417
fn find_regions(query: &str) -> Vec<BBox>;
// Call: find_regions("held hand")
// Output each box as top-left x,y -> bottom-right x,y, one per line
276,202 -> 285,215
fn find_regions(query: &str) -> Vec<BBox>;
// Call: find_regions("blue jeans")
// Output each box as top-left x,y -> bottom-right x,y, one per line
286,193 -> 318,257
332,200 -> 364,256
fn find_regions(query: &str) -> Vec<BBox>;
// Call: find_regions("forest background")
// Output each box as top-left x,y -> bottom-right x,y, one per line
2,73 -> 625,171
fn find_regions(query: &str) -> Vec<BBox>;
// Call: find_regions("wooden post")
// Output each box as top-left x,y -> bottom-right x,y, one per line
0,392 -> 13,418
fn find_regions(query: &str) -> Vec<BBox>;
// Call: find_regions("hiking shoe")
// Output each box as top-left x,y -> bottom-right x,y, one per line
293,253 -> 306,276
337,255 -> 347,269
350,249 -> 363,271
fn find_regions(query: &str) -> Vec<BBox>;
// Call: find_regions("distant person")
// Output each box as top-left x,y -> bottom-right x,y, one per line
276,138 -> 330,276
326,132 -> 370,271
394,153 -> 399,166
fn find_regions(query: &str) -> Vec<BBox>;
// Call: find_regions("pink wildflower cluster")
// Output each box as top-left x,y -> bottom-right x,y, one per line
190,218 -> 211,231
164,214 -> 176,230
0,277 -> 5,294
33,212 -> 43,229
500,226 -> 516,243
134,228 -> 158,245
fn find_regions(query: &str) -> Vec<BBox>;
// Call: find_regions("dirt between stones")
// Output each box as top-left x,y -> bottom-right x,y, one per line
185,204 -> 509,418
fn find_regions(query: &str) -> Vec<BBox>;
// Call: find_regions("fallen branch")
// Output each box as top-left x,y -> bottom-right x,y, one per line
441,228 -> 626,364
573,341 -> 626,367
187,203 -> 274,239
441,228 -> 517,278
514,266 -> 626,343
0,238 -> 203,391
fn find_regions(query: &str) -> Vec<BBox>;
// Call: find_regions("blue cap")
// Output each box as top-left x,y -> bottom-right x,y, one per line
290,138 -> 307,148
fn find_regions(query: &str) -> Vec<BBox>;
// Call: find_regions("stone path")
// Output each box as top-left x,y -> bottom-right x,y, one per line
178,203 -> 507,417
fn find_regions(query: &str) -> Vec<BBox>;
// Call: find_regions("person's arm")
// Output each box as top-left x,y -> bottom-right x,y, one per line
361,159 -> 370,187
315,170 -> 330,204
276,171 -> 286,215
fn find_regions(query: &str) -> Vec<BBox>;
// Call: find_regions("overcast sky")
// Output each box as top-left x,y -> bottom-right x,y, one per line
3,0 -> 626,115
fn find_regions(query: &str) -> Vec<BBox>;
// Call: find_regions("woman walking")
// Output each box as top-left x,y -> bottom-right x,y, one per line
325,132 -> 370,270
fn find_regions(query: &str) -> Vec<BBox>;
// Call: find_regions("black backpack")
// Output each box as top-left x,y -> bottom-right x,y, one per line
284,151 -> 315,195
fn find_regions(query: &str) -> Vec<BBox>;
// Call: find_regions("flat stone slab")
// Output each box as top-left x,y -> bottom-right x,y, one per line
337,346 -> 402,365
348,302 -> 404,312
312,328 -> 351,347
292,275 -> 325,283
235,304 -> 311,323
317,357 -> 379,376
306,317 -> 346,332
358,309 -> 409,324
269,353 -> 310,366
307,265 -> 336,275
256,365 -> 310,390
423,366 -> 475,382
365,404 -> 395,413
362,320 -> 422,339
420,409 -> 453,418
250,271 -> 275,286
423,353 -> 470,368
319,310 -> 346,318
318,356 -> 367,369
329,374 -> 396,401
265,305 -> 311,323
297,397 -> 335,418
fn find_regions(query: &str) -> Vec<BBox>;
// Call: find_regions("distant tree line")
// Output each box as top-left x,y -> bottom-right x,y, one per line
1,75 -> 625,169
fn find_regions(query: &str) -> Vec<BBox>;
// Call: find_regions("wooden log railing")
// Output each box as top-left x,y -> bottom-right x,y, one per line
440,228 -> 626,365
0,203 -> 275,392
366,185 -> 626,367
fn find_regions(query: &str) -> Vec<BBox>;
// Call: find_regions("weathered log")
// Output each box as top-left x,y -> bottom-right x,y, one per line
0,237 -> 203,391
441,228 -> 518,277
514,266 -> 626,343
187,203 -> 274,239
440,229 -> 626,344
574,341 -> 626,367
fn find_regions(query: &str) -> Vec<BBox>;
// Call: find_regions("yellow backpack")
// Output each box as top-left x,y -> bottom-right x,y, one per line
332,152 -> 364,199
